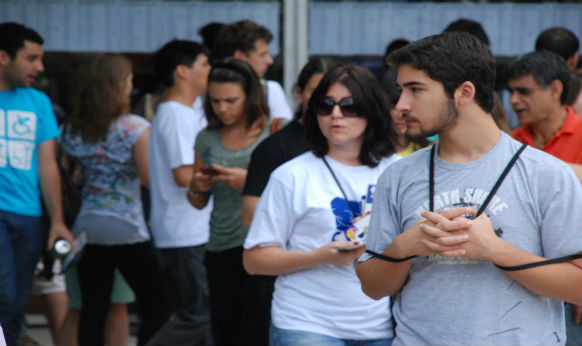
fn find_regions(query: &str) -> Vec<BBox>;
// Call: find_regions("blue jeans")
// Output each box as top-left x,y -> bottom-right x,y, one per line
270,324 -> 393,346
565,303 -> 582,346
0,211 -> 43,346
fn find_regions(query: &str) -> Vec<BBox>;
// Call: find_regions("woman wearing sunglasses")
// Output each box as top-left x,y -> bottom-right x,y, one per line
243,65 -> 399,346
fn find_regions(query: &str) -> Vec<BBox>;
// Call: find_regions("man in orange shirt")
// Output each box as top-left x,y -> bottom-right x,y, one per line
507,50 -> 582,183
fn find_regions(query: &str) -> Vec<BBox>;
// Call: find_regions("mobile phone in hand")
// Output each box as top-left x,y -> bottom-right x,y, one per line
200,167 -> 219,176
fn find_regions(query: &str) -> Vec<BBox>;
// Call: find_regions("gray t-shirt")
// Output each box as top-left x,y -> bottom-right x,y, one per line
195,120 -> 274,252
362,132 -> 582,346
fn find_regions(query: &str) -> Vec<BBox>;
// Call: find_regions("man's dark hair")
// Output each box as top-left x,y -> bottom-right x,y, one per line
444,18 -> 490,46
304,65 -> 397,167
387,32 -> 496,113
294,57 -> 340,118
153,40 -> 209,87
204,58 -> 269,130
384,39 -> 410,60
535,27 -> 579,62
198,22 -> 225,54
212,20 -> 273,62
0,22 -> 44,59
377,69 -> 400,106
505,50 -> 571,105
566,73 -> 581,107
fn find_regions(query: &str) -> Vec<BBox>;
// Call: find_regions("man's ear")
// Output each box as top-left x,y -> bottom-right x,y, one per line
174,64 -> 189,80
0,50 -> 11,67
549,79 -> 564,103
233,50 -> 246,60
454,81 -> 476,107
567,52 -> 579,71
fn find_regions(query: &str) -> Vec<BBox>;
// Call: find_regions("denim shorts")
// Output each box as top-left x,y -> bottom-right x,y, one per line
269,324 -> 393,346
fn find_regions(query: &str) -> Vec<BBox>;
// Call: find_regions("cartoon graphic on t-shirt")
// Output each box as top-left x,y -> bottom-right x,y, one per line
330,184 -> 377,242
331,197 -> 361,241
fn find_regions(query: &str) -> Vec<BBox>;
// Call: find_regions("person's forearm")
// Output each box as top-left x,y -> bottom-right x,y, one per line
40,163 -> 65,224
356,236 -> 412,300
243,246 -> 325,276
38,142 -> 65,225
491,241 -> 582,305
241,195 -> 260,228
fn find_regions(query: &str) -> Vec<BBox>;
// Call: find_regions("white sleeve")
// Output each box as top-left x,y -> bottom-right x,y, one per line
157,108 -> 200,169
0,324 -> 6,346
244,172 -> 295,249
267,80 -> 294,120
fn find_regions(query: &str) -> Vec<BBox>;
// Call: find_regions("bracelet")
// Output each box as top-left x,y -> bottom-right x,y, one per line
187,187 -> 208,200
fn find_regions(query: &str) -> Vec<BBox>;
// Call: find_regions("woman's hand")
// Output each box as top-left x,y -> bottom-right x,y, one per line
191,169 -> 214,193
314,241 -> 367,266
211,164 -> 247,189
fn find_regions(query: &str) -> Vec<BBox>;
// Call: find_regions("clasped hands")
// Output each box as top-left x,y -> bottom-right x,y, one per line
404,206 -> 503,260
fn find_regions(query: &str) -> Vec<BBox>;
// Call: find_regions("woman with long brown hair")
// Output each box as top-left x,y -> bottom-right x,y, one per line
187,58 -> 275,345
62,53 -> 170,346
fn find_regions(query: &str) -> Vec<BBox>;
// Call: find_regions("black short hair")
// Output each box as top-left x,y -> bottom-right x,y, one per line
294,57 -> 340,118
505,50 -> 571,105
304,65 -> 397,167
443,18 -> 490,46
212,20 -> 273,63
0,22 -> 44,59
566,73 -> 581,107
535,27 -> 579,62
387,32 -> 496,113
153,40 -> 209,87
198,22 -> 225,54
384,39 -> 410,60
377,68 -> 400,106
204,58 -> 269,129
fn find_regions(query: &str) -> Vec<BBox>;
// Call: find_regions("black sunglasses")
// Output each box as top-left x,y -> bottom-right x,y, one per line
314,96 -> 359,117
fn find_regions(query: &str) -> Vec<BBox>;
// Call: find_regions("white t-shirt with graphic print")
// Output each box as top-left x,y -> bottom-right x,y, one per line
244,151 -> 399,340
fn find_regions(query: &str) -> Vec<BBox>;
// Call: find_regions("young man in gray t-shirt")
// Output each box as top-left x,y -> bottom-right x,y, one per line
357,32 -> 582,346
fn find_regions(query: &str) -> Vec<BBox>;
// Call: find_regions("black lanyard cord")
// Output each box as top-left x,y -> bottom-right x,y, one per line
322,156 -> 412,262
495,253 -> 582,271
322,157 -> 357,216
325,146 -> 580,270
365,143 -> 525,264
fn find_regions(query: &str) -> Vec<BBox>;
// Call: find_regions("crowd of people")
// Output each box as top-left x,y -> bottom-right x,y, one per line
0,15 -> 580,346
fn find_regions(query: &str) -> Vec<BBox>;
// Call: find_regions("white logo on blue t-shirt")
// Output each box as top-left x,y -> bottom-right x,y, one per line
0,110 -> 37,170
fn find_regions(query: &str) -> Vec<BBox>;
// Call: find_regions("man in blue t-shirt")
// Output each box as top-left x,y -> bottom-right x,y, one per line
0,22 -> 72,346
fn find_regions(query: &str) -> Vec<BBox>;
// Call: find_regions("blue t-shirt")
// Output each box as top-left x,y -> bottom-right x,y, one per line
0,88 -> 59,217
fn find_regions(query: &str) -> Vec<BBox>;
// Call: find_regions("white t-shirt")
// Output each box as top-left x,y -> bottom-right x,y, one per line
266,80 -> 293,120
148,99 -> 211,248
244,151 -> 399,340
0,324 -> 6,346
